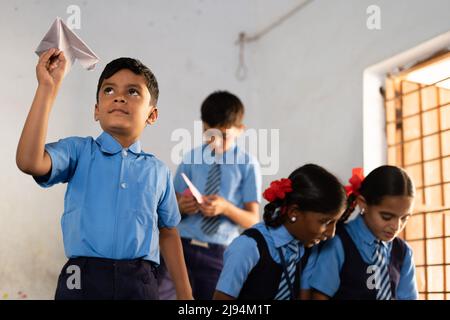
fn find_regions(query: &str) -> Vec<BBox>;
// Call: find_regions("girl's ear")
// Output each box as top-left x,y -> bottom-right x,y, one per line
356,195 -> 368,213
287,205 -> 300,221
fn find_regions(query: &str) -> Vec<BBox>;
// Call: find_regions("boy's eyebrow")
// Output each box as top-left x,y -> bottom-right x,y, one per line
101,82 -> 116,88
126,83 -> 146,89
101,82 -> 146,89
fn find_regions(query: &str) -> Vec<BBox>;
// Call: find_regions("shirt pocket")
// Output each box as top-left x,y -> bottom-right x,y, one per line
134,181 -> 159,216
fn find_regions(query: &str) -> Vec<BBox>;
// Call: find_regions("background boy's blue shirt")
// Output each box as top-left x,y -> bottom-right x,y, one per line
34,131 -> 180,264
215,222 -> 306,298
173,143 -> 262,246
307,214 -> 418,299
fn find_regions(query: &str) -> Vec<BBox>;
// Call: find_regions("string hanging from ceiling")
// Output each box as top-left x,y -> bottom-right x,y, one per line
235,0 -> 313,81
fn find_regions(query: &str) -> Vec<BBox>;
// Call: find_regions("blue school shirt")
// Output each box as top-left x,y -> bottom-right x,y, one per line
173,143 -> 262,246
306,214 -> 418,300
215,222 -> 306,298
34,132 -> 180,264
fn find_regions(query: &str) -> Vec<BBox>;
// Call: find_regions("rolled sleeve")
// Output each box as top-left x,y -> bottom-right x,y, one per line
157,168 -> 181,228
33,137 -> 80,187
309,236 -> 345,298
215,235 -> 260,298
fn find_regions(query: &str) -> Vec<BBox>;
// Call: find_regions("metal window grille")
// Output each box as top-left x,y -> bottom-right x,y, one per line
384,53 -> 450,300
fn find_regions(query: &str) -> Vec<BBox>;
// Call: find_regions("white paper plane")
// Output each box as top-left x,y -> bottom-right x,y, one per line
35,17 -> 99,72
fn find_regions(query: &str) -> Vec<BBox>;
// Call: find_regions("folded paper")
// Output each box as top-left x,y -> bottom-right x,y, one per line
181,173 -> 203,204
35,17 -> 99,71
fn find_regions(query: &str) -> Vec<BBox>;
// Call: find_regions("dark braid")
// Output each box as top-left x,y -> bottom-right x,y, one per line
263,164 -> 346,227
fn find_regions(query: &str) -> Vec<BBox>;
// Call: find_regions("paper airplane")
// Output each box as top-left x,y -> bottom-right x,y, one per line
181,173 -> 203,204
35,17 -> 99,71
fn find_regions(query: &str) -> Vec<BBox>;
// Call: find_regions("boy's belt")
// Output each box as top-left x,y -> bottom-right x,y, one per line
181,237 -> 227,250
189,239 -> 210,248
67,256 -> 157,270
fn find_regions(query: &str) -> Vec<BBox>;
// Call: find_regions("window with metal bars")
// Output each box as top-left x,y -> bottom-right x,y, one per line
384,52 -> 450,300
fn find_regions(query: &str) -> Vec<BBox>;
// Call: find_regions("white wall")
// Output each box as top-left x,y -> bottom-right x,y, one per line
1,0 -> 449,299
252,0 -> 450,181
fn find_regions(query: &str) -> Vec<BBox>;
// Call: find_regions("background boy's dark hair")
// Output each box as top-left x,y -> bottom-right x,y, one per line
96,57 -> 159,105
201,91 -> 244,128
341,165 -> 415,222
263,164 -> 346,227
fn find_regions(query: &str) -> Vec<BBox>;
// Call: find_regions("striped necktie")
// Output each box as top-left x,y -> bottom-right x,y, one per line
373,240 -> 392,300
201,162 -> 222,235
275,241 -> 299,300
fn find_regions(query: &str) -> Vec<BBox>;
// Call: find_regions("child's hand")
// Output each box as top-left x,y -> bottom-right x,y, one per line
36,48 -> 68,88
178,195 -> 200,215
199,195 -> 230,217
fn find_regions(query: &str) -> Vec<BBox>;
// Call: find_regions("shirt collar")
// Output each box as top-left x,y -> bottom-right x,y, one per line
95,131 -> 142,155
202,142 -> 238,164
128,140 -> 142,154
353,213 -> 389,248
267,224 -> 297,249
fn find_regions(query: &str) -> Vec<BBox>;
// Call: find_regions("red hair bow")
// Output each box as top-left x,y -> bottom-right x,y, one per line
344,168 -> 364,197
263,178 -> 293,202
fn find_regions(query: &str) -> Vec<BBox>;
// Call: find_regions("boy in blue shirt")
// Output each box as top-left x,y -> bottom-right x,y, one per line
16,48 -> 192,299
158,91 -> 262,300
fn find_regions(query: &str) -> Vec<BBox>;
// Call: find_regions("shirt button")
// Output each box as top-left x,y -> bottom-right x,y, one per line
121,182 -> 128,189
122,149 -> 128,157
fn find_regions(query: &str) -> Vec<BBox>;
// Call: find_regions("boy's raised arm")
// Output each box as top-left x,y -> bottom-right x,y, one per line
16,48 -> 68,176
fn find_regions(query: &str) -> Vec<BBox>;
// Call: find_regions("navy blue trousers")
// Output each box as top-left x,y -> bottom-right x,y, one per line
55,257 -> 158,300
157,237 -> 226,300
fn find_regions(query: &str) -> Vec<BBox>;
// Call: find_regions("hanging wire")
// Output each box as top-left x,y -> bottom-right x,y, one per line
235,0 -> 313,81
236,32 -> 248,81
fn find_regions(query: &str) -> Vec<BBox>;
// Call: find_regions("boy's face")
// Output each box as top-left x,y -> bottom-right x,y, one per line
203,123 -> 244,154
95,69 -> 157,139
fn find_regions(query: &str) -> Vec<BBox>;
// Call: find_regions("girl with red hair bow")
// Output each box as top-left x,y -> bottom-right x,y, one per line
213,164 -> 346,300
308,165 -> 418,300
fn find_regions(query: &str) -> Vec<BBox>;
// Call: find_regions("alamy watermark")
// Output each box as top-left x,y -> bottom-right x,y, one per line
366,264 -> 383,290
66,5 -> 81,30
66,265 -> 81,290
366,5 -> 381,30
170,121 -> 280,176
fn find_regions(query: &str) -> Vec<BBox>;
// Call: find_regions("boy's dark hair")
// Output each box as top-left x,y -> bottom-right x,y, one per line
201,91 -> 244,128
263,164 -> 346,227
341,165 -> 415,222
96,57 -> 159,105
